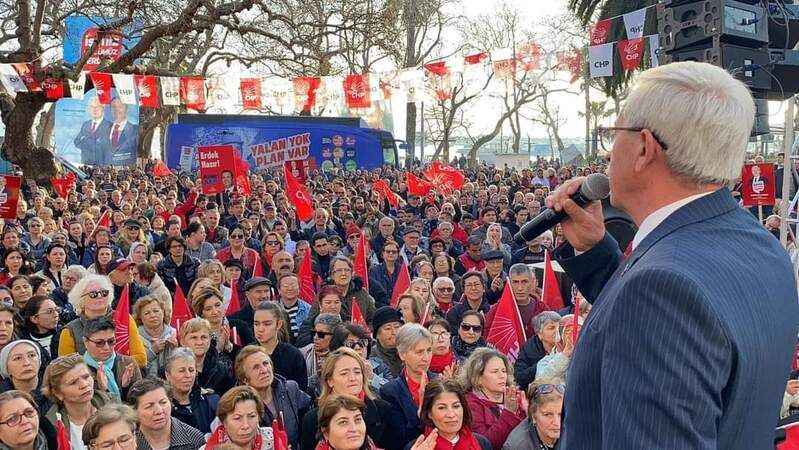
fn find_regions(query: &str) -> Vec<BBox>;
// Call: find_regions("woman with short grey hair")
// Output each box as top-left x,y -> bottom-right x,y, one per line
514,311 -> 562,392
163,347 -> 219,433
302,313 -> 343,387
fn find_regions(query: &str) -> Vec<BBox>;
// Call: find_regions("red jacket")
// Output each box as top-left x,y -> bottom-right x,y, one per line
465,391 -> 524,450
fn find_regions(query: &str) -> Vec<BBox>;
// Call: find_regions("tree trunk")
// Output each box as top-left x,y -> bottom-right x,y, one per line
0,93 -> 59,179
405,102 -> 416,167
35,104 -> 56,149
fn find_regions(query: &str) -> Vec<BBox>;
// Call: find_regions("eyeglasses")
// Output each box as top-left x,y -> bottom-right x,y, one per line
437,287 -> 454,293
383,249 -> 398,254
230,234 -> 244,239
534,384 -> 565,397
432,331 -> 450,340
332,268 -> 351,274
460,324 -> 483,333
265,240 -> 279,245
315,330 -> 334,339
597,126 -> 668,153
82,289 -> 109,299
92,433 -> 135,449
345,339 -> 369,350
0,408 -> 37,427
86,337 -> 117,348
35,307 -> 62,317
126,226 -> 140,231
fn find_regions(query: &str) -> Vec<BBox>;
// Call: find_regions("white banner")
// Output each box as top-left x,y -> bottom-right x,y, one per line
649,34 -> 661,67
67,73 -> 86,99
623,7 -> 647,40
589,43 -> 614,78
160,77 -> 180,106
206,76 -> 238,112
399,69 -> 426,104
0,65 -> 27,94
111,74 -> 136,104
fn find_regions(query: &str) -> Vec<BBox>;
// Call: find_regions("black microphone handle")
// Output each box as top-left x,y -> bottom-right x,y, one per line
514,207 -> 567,243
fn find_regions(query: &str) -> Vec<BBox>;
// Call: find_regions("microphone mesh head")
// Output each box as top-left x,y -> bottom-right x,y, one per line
581,173 -> 611,201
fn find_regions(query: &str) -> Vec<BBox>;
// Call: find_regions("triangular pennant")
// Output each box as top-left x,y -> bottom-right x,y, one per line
390,262 -> 411,308
353,231 -> 369,292
170,283 -> 194,330
180,76 -> 206,111
590,18 -> 613,45
588,43 -> 614,78
299,250 -> 316,304
226,279 -> 242,316
160,77 -> 181,106
113,285 -> 131,355
134,75 -> 159,108
89,73 -> 114,104
112,74 -> 136,104
649,34 -> 661,68
485,279 -> 526,364
240,78 -> 263,110
542,250 -> 565,310
623,7 -> 648,40
619,38 -> 645,71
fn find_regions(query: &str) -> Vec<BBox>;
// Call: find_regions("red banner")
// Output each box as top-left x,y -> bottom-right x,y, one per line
373,179 -> 399,208
619,38 -> 645,71
89,72 -> 114,104
464,52 -> 488,65
197,144 -> 237,194
42,78 -> 65,100
240,78 -> 262,110
293,76 -> 321,113
485,280 -> 526,364
740,163 -> 776,207
406,172 -> 435,196
284,164 -> 314,221
171,283 -> 194,330
590,18 -> 613,45
343,74 -> 372,109
180,76 -> 206,111
518,42 -> 544,71
0,176 -> 21,219
353,231 -> 369,292
51,174 -> 76,199
390,262 -> 411,308
299,250 -> 316,303
134,75 -> 159,108
81,28 -> 124,72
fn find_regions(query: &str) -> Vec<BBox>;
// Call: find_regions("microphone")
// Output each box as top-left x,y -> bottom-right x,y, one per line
514,173 -> 611,244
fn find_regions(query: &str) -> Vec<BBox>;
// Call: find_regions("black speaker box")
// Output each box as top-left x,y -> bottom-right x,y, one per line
658,0 -> 769,52
661,43 -> 772,90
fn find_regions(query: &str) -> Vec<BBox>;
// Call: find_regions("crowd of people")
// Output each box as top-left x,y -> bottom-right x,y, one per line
0,152 -> 790,450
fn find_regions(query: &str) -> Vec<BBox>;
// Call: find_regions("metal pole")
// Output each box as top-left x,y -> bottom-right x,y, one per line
583,46 -> 591,159
780,96 -> 795,247
420,102 -> 425,162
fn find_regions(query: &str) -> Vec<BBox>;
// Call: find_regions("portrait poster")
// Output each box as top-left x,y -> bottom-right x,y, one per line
740,163 -> 776,207
0,175 -> 21,219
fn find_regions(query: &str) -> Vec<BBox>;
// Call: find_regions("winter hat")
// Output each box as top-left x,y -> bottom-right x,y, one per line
370,306 -> 403,338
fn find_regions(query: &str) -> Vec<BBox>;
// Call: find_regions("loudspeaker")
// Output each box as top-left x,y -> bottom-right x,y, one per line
602,198 -> 637,253
658,0 -> 769,52
661,42 -> 772,90
765,48 -> 799,100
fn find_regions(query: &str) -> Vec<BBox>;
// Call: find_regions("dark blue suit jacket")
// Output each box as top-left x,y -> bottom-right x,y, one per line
555,188 -> 799,449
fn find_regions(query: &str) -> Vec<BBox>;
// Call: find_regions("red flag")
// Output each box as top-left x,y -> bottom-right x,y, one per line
464,52 -> 488,65
299,250 -> 316,304
542,250 -> 565,310
226,279 -> 242,316
284,165 -> 314,221
292,76 -> 321,113
96,209 -> 111,229
170,283 -> 194,331
12,63 -> 41,91
351,297 -> 368,330
390,262 -> 411,308
373,180 -> 399,208
233,152 -> 251,195
423,161 -> 466,191
353,231 -> 369,292
51,175 -> 76,199
557,49 -> 584,84
43,78 -> 65,100
424,62 -> 452,101
273,415 -> 289,450
89,73 -> 113,104
153,160 -> 172,177
590,18 -> 613,45
180,76 -> 206,111
252,255 -> 264,277
231,326 -> 241,347
134,75 -> 159,108
619,38 -> 645,71
779,426 -> 799,450
113,285 -> 131,356
485,279 -> 526,364
343,74 -> 371,109
517,42 -> 544,71
572,294 -> 580,345
406,172 -> 435,196
240,78 -> 263,110
56,418 -> 70,450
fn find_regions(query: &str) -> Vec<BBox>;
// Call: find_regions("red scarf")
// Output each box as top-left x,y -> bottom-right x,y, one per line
204,424 -> 265,450
404,369 -> 423,407
425,426 -> 481,450
429,351 -> 456,374
316,437 -> 378,450
436,300 -> 453,313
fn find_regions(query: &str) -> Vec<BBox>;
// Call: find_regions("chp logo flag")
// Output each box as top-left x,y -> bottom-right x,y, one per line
423,161 -> 466,191
299,250 -> 316,304
240,78 -> 263,110
588,43 -> 614,78
486,279 -> 526,364
590,18 -> 613,45
134,75 -> 159,108
180,76 -> 207,111
113,285 -> 131,356
89,72 -> 114,104
160,77 -> 180,106
619,38 -> 645,71
353,230 -> 369,292
284,164 -> 315,221
623,7 -> 648,40
406,172 -> 435,196
343,74 -> 372,109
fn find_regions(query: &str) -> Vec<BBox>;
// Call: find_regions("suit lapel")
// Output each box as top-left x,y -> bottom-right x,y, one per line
620,188 -> 739,277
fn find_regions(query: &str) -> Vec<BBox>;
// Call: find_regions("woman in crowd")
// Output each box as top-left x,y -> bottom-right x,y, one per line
426,319 -> 458,376
380,324 -> 434,450
533,314 -> 581,386
302,313 -> 342,391
81,317 -> 142,401
329,323 -> 390,389
218,225 -> 261,276
127,377 -> 205,450
414,262 -> 434,285
234,345 -> 311,448
260,232 -> 284,275
58,274 -> 147,368
0,390 -> 56,450
9,275 -> 33,313
134,262 -> 172,319
81,403 -> 137,449
43,354 -> 110,450
198,260 -> 232,306
297,285 -> 343,347
316,394 -> 380,450
514,312 -> 561,392
461,348 -> 526,450
178,317 -> 234,395
50,265 -> 84,325
451,311 -> 485,360
0,248 -> 31,286
252,301 -> 308,392
202,386 -> 274,450
163,347 -> 219,433
502,383 -> 563,450
0,340 -> 49,416
20,295 -> 60,362
88,245 -> 114,275
129,241 -> 149,265
318,257 -> 376,323
431,254 -> 458,287
133,295 -> 177,377
192,286 -> 253,357
29,276 -> 53,298
409,379 -> 492,450
36,244 -> 67,289
300,347 -> 394,450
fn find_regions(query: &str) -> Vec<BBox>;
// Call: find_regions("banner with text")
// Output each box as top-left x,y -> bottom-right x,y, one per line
741,163 -> 776,207
198,144 -> 237,195
0,176 -> 21,219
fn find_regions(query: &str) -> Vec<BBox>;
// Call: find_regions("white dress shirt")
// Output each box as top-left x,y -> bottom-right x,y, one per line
631,191 -> 714,250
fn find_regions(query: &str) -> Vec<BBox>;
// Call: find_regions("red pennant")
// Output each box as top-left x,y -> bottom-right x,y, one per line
134,75 -> 159,108
252,255 -> 264,278
51,175 -> 76,199
113,285 -> 131,356
90,73 -> 113,104
284,165 -> 314,221
43,78 -> 65,100
423,161 -> 465,191
518,42 -> 544,71
351,297 -> 368,330
557,49 -> 584,84
343,74 -> 371,109
231,326 -> 241,347
542,250 -> 565,310
590,18 -> 613,45
353,231 -> 369,292
464,52 -> 488,65
779,426 -> 799,450
233,152 -> 252,196
424,62 -> 452,100
153,160 -> 172,178
390,262 -> 411,308
273,416 -> 289,450
299,250 -> 316,304
170,283 -> 194,331
96,209 -> 111,229
406,172 -> 435,196
180,76 -> 206,111
485,279 -> 526,364
619,38 -> 645,71
240,78 -> 262,110
12,63 -> 41,91
292,76 -> 321,113
373,180 -> 399,208
56,418 -> 71,450
226,279 -> 242,316
572,294 -> 580,345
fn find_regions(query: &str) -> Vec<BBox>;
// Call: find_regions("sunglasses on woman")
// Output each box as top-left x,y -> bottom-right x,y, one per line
82,289 -> 110,299
460,324 -> 482,333
534,384 -> 566,397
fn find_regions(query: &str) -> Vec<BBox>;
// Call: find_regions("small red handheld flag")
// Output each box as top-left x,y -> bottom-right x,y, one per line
226,278 -> 242,316
153,160 -> 172,178
373,179 -> 400,208
56,417 -> 70,450
96,209 -> 112,230
231,326 -> 241,346
390,262 -> 411,308
485,279 -> 526,364
542,250 -> 565,310
406,172 -> 435,196
351,297 -> 368,330
299,250 -> 316,304
353,230 -> 369,292
252,255 -> 264,277
113,285 -> 131,356
273,413 -> 290,450
284,165 -> 315,221
170,282 -> 194,332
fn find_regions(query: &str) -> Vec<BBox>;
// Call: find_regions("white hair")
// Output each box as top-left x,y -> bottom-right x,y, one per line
619,61 -> 755,186
68,274 -> 114,315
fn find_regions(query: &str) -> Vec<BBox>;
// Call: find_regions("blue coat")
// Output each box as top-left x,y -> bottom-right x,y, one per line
380,373 -> 425,450
555,188 -> 799,450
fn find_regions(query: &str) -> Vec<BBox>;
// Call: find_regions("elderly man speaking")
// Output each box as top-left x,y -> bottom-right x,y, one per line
547,61 -> 799,449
